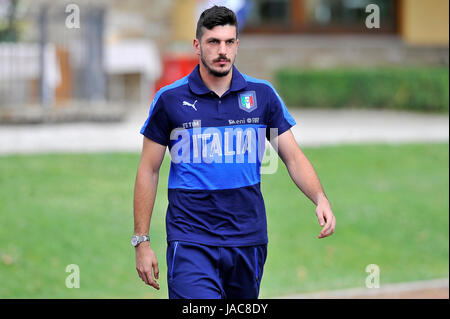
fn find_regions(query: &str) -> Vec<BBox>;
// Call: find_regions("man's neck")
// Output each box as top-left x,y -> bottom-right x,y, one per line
199,63 -> 233,97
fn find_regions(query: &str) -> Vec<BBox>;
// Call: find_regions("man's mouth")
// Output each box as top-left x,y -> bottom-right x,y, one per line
215,58 -> 229,64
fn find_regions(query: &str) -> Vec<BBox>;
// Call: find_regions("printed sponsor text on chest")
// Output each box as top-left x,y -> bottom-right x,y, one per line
181,117 -> 259,129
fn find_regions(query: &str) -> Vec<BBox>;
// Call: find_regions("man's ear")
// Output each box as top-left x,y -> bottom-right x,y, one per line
193,38 -> 201,56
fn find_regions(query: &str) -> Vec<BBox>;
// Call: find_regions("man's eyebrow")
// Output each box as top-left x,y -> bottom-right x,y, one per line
205,37 -> 236,42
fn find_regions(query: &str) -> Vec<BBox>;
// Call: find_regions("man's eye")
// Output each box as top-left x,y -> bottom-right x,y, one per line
209,40 -> 218,44
226,40 -> 235,44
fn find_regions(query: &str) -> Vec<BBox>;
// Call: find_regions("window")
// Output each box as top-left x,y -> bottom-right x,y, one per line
247,0 -> 291,27
243,0 -> 398,34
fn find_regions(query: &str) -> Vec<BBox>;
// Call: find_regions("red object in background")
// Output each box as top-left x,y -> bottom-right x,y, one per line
154,54 -> 198,93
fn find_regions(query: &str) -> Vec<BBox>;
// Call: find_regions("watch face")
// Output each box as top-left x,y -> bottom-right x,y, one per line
131,237 -> 138,246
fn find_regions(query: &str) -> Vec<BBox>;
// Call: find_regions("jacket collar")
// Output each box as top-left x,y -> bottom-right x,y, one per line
188,64 -> 247,96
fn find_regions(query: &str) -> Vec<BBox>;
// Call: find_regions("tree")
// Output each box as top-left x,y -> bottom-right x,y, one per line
0,0 -> 20,42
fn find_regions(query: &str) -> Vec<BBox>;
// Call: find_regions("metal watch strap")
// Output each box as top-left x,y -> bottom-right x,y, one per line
137,235 -> 149,243
132,234 -> 150,247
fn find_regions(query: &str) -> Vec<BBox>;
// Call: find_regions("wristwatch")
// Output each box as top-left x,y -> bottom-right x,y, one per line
131,234 -> 150,247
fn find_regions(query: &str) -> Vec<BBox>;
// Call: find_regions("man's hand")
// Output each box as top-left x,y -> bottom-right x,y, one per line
315,199 -> 336,239
135,243 -> 160,290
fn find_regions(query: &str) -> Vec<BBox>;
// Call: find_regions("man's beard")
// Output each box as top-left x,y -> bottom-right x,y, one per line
200,49 -> 233,77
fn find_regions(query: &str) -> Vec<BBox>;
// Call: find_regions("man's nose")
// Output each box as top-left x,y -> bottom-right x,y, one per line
218,41 -> 227,55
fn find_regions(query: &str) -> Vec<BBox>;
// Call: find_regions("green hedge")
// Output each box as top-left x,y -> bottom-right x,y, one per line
275,67 -> 449,112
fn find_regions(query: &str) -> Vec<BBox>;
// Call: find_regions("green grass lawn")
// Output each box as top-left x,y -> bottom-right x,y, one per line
0,143 -> 448,298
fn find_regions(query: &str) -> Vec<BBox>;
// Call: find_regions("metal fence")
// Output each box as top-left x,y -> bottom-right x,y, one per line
0,3 -> 106,108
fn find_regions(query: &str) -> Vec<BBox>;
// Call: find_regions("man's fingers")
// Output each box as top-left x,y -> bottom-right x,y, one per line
153,261 -> 160,280
137,267 -> 159,289
319,216 -> 335,238
320,221 -> 333,237
135,247 -> 160,289
316,210 -> 325,226
142,270 -> 151,286
331,217 -> 336,235
137,268 -> 148,285
318,215 -> 330,237
144,269 -> 160,290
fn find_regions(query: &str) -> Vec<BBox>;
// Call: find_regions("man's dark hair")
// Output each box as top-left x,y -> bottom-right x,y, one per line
196,5 -> 238,41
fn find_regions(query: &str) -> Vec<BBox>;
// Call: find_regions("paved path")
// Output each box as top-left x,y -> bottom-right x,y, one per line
0,106 -> 448,155
276,277 -> 449,299
290,108 -> 448,146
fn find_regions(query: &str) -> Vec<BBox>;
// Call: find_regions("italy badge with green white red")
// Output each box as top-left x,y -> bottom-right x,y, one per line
238,91 -> 257,113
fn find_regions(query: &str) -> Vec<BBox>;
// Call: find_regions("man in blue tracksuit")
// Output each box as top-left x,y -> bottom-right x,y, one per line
132,5 -> 336,299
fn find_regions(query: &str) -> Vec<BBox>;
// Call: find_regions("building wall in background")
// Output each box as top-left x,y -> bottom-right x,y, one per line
400,0 -> 449,46
170,0 -> 197,42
